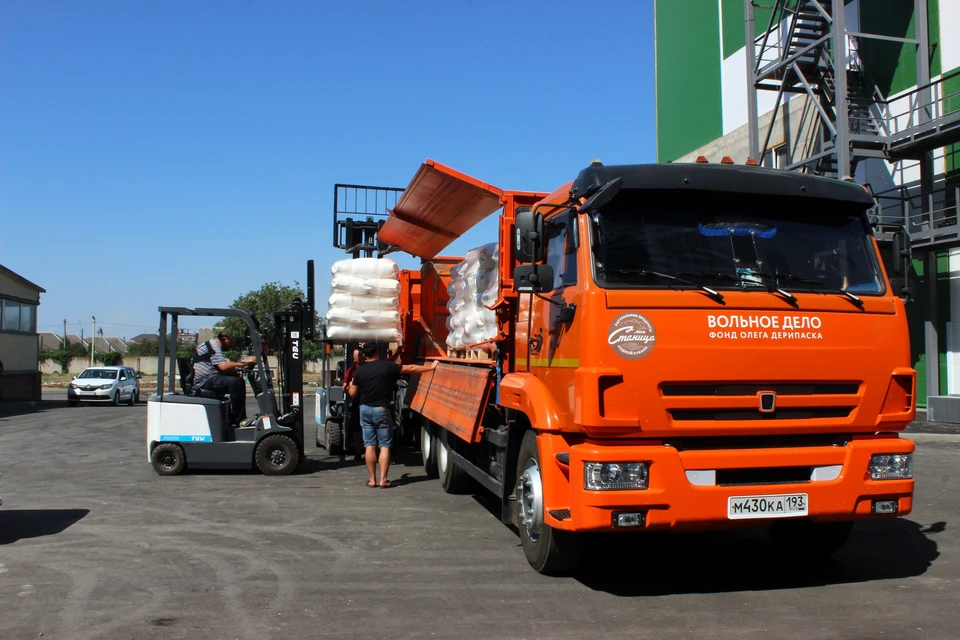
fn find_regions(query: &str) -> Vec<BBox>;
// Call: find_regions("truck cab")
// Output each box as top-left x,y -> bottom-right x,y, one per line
378,159 -> 916,574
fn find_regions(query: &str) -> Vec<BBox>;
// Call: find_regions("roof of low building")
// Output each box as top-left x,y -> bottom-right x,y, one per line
0,264 -> 46,293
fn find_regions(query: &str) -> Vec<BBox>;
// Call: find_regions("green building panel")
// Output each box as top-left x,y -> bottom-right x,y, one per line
907,253 -> 951,406
859,0 -> 941,97
655,0 -> 723,161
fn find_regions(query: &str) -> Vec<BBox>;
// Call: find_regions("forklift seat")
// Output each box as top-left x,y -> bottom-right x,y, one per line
177,357 -> 222,400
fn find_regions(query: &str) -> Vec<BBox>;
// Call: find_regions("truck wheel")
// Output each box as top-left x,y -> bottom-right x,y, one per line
768,520 -> 853,558
324,419 -> 344,455
151,443 -> 186,476
438,434 -> 470,493
421,423 -> 439,479
255,434 -> 299,476
515,430 -> 583,575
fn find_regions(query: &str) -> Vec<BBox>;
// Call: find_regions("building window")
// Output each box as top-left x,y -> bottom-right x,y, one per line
0,298 -> 37,333
762,144 -> 789,169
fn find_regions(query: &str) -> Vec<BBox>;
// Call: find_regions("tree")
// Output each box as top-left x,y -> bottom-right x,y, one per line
126,339 -> 159,359
41,341 -> 91,373
217,281 -> 323,362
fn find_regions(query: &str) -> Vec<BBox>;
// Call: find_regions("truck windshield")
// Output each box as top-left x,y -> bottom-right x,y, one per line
590,189 -> 884,295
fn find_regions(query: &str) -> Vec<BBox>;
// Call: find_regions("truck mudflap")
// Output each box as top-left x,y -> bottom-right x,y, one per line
535,432 -> 915,532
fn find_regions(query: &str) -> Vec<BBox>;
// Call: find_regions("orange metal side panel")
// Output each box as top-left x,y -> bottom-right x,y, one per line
379,160 -> 504,258
397,270 -> 421,357
415,258 -> 460,359
407,362 -> 494,443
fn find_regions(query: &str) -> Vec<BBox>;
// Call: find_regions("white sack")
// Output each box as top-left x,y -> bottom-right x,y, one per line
331,257 -> 399,278
328,293 -> 399,311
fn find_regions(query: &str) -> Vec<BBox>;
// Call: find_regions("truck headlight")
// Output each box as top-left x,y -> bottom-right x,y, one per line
868,454 -> 912,480
584,461 -> 649,490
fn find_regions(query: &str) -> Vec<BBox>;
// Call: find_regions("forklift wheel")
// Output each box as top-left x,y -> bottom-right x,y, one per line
255,434 -> 299,476
151,443 -> 186,476
325,419 -> 344,455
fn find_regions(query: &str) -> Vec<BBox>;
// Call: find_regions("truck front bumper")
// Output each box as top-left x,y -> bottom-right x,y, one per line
538,433 -> 915,532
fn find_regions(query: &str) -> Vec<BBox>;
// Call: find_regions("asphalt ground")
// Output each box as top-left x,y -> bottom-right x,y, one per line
0,391 -> 958,639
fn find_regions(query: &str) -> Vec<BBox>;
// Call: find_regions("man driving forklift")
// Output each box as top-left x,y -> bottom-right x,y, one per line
193,329 -> 256,426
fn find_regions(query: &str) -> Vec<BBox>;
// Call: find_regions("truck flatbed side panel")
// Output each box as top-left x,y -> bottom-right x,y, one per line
379,160 -> 504,258
407,362 -> 494,442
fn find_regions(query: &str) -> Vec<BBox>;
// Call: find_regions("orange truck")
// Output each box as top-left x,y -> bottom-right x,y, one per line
375,158 -> 916,574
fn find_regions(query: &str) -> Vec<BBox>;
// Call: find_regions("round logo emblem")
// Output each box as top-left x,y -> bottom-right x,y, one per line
608,313 -> 657,360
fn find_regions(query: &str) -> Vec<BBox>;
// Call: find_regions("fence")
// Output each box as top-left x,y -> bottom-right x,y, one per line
40,355 -> 342,377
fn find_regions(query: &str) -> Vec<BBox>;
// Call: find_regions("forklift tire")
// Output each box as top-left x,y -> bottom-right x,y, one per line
514,430 -> 583,575
438,434 -> 470,494
151,443 -> 186,476
255,434 -> 299,476
421,423 -> 439,479
325,419 -> 344,455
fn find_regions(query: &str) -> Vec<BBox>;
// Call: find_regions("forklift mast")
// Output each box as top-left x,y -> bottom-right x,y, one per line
273,260 -> 317,457
333,184 -> 404,259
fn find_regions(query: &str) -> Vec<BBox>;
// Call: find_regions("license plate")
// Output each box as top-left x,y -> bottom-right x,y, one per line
728,493 -> 808,520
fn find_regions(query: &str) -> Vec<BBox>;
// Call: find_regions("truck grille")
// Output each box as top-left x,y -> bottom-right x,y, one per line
664,434 -> 851,451
661,383 -> 859,396
660,381 -> 862,423
669,407 -> 852,421
716,466 -> 812,486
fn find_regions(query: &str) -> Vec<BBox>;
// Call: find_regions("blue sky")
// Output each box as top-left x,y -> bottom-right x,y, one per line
1,0 -> 655,337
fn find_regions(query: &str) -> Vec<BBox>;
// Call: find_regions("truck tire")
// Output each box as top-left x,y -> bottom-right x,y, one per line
255,434 -> 299,476
421,423 -> 439,479
324,419 -> 344,455
438,434 -> 470,493
151,443 -> 186,476
768,520 -> 853,558
515,430 -> 583,575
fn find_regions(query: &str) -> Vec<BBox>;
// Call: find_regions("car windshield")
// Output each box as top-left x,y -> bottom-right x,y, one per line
590,189 -> 884,295
78,369 -> 118,379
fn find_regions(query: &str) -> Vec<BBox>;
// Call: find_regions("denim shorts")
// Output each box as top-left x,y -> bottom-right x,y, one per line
359,405 -> 394,448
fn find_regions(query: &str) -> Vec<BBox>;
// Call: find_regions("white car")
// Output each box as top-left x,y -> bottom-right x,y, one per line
68,366 -> 142,406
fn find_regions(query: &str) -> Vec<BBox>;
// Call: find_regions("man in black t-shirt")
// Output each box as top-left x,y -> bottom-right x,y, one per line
348,342 -> 437,488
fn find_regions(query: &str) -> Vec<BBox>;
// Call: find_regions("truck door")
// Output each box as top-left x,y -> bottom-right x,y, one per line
528,208 -> 582,422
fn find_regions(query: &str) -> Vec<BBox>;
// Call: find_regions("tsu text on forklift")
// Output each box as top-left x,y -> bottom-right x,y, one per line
348,343 -> 437,488
194,330 -> 256,425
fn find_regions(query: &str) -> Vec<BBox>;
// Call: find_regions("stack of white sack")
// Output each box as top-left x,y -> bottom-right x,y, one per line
326,258 -> 402,343
445,243 -> 499,350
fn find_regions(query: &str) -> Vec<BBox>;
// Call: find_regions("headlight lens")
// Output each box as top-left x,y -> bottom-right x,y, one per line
868,454 -> 913,480
585,461 -> 649,490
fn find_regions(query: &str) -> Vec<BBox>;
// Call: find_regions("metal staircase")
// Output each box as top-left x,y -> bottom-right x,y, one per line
747,0 -> 960,248
751,0 -> 889,178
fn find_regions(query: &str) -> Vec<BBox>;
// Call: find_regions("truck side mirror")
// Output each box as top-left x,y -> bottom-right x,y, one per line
890,226 -> 913,300
891,226 -> 911,276
515,210 -> 545,263
577,177 -> 623,214
514,264 -> 555,294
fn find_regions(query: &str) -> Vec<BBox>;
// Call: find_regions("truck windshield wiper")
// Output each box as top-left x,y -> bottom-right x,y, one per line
680,271 -> 798,306
601,268 -> 725,304
763,273 -> 864,309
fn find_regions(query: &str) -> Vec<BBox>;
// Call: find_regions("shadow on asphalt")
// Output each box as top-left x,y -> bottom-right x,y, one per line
571,519 -> 944,596
0,509 -> 90,545
0,401 -> 70,419
466,488 -> 944,594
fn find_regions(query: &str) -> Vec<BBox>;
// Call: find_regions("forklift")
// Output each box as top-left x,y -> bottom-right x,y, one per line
147,263 -> 316,476
315,183 -> 405,457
